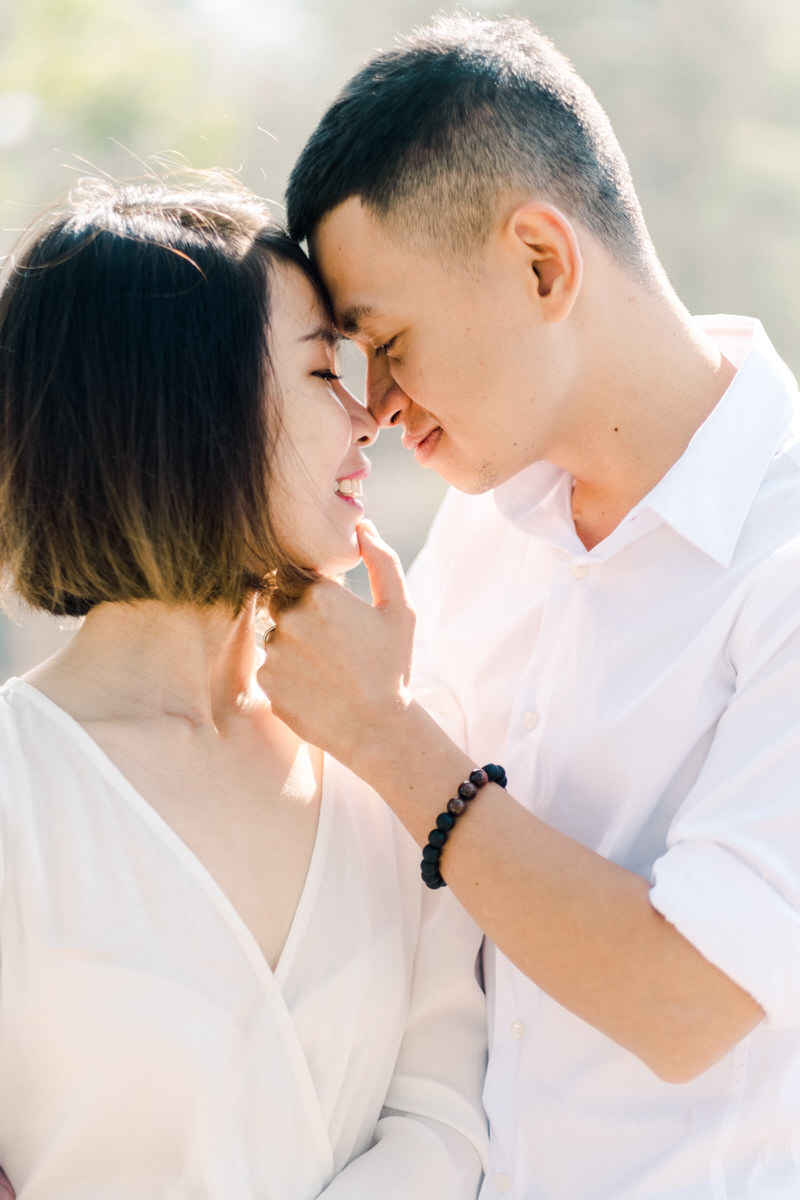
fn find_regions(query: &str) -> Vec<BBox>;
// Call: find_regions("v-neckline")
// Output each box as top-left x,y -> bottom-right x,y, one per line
7,677 -> 332,990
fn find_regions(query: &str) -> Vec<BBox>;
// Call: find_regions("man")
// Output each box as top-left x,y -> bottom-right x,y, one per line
261,14 -> 800,1197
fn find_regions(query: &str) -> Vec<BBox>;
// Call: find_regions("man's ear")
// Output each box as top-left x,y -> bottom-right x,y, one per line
506,203 -> 583,321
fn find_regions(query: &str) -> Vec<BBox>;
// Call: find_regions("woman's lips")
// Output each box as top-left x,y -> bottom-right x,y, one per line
334,468 -> 368,508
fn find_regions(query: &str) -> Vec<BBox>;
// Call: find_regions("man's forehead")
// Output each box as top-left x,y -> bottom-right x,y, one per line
310,199 -> 438,336
310,199 -> 378,273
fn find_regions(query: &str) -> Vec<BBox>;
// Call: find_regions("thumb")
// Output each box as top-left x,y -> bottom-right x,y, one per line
357,521 -> 410,612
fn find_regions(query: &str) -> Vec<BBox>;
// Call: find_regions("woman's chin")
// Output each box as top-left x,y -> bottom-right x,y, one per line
316,536 -> 362,578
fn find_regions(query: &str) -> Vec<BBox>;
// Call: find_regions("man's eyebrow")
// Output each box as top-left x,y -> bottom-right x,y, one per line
299,325 -> 340,347
337,304 -> 376,336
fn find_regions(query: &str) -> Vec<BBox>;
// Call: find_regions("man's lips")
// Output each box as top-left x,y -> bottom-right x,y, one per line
402,425 -> 442,464
402,425 -> 441,452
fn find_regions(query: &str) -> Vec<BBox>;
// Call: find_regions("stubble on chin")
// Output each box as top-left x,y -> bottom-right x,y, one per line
466,460 -> 501,495
433,448 -> 500,496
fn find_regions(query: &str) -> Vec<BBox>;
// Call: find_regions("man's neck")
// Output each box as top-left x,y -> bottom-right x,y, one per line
560,285 -> 737,550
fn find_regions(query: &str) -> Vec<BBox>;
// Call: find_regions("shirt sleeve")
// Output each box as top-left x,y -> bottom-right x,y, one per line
649,541 -> 800,1027
315,884 -> 488,1200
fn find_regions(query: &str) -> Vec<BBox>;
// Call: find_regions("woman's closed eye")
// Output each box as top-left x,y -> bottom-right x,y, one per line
312,368 -> 342,383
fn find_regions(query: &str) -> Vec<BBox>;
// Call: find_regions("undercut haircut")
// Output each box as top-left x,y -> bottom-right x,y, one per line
0,174 -> 323,617
287,13 -> 655,278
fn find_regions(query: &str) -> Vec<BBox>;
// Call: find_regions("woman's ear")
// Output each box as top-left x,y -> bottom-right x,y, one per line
506,202 -> 583,321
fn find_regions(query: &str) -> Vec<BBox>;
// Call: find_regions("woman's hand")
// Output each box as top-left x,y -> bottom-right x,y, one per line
258,521 -> 416,773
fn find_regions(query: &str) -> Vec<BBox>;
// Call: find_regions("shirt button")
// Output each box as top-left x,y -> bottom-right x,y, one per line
521,711 -> 539,731
494,1174 -> 512,1193
510,1020 -> 527,1040
570,563 -> 589,579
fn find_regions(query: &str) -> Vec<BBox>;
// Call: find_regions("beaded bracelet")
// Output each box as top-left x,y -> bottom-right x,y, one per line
420,762 -> 508,889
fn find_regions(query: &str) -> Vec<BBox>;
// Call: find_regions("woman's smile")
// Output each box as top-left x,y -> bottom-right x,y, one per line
268,263 -> 377,575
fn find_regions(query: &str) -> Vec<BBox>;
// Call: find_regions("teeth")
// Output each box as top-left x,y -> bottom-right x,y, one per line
335,478 -> 363,497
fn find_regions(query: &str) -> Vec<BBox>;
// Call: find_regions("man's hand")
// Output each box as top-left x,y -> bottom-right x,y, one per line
258,521 -> 416,773
260,526 -> 765,1081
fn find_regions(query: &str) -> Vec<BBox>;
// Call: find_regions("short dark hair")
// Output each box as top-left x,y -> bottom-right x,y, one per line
287,13 -> 654,277
0,173 -> 323,617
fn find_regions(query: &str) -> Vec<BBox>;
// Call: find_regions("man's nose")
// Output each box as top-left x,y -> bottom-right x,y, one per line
365,355 -> 410,428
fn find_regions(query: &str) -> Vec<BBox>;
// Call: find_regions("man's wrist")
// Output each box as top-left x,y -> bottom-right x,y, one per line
346,690 -> 424,780
347,697 -> 479,842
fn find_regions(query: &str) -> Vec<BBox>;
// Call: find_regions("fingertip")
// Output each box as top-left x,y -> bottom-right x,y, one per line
356,520 -> 382,557
357,518 -> 378,542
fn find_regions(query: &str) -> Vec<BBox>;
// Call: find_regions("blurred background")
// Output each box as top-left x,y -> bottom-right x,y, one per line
1,0 -> 799,679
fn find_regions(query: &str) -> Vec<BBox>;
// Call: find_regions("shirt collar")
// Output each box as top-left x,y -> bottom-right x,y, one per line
494,316 -> 799,566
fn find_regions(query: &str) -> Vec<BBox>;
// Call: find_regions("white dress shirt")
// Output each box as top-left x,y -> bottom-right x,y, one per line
409,317 -> 800,1198
0,678 -> 487,1199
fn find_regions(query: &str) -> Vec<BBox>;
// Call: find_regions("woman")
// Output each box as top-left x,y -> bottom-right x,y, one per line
0,175 -> 487,1198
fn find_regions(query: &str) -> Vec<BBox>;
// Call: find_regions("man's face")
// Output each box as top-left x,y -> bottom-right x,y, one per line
311,197 -> 570,494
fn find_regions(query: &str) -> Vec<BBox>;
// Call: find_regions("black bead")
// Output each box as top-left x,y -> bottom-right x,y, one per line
423,767 -> 507,888
483,763 -> 508,787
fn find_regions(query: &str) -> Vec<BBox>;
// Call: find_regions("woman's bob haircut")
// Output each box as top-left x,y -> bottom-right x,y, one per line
0,172 -> 324,617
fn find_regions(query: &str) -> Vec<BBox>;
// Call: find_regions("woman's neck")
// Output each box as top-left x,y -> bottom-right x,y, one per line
24,597 -> 266,733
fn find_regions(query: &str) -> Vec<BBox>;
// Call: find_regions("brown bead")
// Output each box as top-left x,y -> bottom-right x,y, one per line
447,795 -> 467,816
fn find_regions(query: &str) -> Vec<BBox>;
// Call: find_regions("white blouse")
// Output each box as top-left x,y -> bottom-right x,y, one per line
0,678 -> 487,1200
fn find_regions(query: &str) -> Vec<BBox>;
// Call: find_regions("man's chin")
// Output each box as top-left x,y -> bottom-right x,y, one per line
438,459 -> 501,496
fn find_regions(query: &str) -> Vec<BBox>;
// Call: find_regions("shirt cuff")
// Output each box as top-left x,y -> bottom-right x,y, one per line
649,840 -> 800,1028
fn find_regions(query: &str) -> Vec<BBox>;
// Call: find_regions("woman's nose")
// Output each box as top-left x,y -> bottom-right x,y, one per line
337,381 -> 379,446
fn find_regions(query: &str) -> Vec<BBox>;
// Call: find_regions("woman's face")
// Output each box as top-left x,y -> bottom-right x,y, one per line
268,262 -> 377,575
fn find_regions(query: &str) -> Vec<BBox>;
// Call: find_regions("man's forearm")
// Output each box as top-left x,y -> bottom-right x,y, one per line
353,698 -> 764,1083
